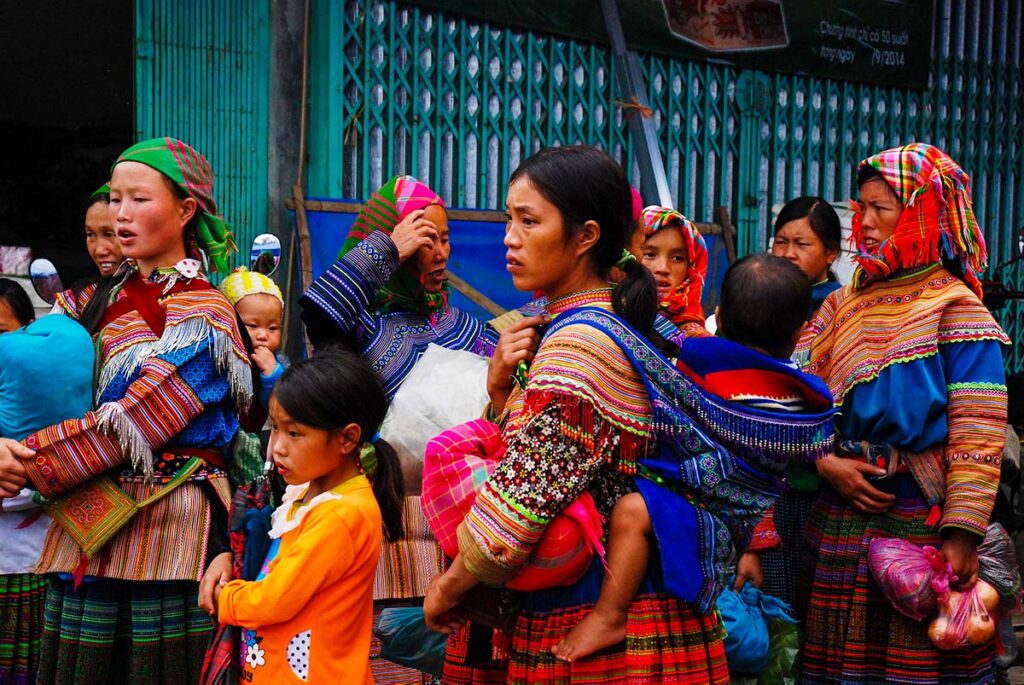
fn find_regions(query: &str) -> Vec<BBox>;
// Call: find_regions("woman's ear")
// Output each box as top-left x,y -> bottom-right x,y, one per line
575,219 -> 601,257
179,197 -> 198,227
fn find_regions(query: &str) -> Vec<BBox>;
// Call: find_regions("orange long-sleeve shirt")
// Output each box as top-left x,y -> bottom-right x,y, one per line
219,475 -> 382,684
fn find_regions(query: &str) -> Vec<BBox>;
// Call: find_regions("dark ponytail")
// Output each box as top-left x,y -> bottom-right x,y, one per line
367,438 -> 405,541
78,274 -> 118,335
508,145 -> 676,356
271,349 -> 405,542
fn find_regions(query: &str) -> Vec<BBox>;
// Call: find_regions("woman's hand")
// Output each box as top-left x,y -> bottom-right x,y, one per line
0,439 -> 32,498
734,551 -> 763,591
816,454 -> 896,514
942,529 -> 980,590
390,209 -> 439,262
423,555 -> 479,634
486,314 -> 549,414
423,573 -> 469,635
198,552 -> 233,616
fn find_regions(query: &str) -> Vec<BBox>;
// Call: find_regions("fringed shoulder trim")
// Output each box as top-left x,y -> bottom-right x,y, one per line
96,288 -> 252,409
518,320 -> 652,437
804,265 -> 1004,405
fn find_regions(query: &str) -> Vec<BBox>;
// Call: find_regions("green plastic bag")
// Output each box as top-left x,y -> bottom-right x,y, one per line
730,616 -> 801,685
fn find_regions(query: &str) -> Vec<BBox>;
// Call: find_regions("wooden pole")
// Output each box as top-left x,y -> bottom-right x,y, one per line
446,270 -> 507,317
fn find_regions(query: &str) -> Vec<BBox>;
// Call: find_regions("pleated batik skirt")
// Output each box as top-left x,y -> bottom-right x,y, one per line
0,573 -> 46,685
802,474 -> 994,685
37,577 -> 214,685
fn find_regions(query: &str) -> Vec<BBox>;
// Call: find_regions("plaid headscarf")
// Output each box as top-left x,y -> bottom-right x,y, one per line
642,205 -> 708,326
851,143 -> 986,297
113,137 -> 236,273
339,175 -> 450,318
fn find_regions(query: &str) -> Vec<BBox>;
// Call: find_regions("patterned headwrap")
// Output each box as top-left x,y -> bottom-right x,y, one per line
339,174 -> 449,318
91,183 -> 110,199
219,267 -> 284,307
113,137 -> 236,273
851,143 -> 986,298
642,205 -> 708,326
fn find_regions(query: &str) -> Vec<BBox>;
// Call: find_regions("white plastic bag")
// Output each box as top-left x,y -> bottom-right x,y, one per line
380,344 -> 489,493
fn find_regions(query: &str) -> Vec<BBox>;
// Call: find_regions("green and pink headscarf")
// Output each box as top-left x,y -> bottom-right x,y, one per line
114,137 -> 236,273
851,143 -> 986,297
340,174 -> 450,318
642,205 -> 708,326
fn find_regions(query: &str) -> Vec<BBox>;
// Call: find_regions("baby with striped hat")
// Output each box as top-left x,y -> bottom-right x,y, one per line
220,267 -> 286,408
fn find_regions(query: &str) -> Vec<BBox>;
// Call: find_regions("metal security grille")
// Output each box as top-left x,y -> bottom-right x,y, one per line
135,0 -> 271,275
310,0 -> 1022,367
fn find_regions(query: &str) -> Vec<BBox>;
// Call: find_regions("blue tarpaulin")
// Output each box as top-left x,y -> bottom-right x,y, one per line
301,200 -> 730,322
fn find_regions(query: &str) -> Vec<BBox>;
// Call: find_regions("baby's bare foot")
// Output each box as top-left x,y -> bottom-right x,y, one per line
552,609 -> 626,663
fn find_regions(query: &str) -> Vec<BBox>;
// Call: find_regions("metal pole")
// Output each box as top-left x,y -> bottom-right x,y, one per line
600,0 -> 673,208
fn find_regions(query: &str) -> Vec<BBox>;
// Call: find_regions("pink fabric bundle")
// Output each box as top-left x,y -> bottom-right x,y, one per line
422,419 -> 605,591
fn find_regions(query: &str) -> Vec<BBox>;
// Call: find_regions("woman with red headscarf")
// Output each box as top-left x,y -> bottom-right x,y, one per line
799,143 -> 1008,684
639,206 -> 709,340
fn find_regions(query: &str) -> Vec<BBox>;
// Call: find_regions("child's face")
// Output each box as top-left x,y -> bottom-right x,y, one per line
641,228 -> 690,298
268,398 -> 359,488
236,294 -> 283,353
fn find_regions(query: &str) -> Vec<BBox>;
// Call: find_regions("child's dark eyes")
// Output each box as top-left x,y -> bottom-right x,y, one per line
289,430 -> 301,438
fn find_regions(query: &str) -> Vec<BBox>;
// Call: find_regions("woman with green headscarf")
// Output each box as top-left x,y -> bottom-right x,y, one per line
0,137 -> 252,685
301,174 -> 502,398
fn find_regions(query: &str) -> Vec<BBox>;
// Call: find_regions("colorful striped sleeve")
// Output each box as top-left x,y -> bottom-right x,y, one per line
300,230 -> 398,337
939,337 -> 1007,538
20,345 -> 219,498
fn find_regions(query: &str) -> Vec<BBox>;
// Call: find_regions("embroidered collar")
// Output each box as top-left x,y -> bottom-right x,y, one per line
119,258 -> 204,294
545,287 -> 613,316
268,474 -> 370,539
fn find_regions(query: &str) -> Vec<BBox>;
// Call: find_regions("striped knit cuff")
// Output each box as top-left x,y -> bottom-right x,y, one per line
456,520 -> 516,588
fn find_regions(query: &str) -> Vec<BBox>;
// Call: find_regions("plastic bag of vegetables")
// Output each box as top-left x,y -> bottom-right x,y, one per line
868,538 -> 954,621
927,580 -> 1000,650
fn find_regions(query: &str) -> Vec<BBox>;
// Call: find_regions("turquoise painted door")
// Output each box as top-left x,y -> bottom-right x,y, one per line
135,0 -> 271,274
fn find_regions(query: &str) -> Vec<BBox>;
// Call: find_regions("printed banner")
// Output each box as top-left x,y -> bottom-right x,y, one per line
405,0 -> 933,89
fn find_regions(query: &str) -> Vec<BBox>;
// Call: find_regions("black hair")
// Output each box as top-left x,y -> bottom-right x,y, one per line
87,193 -> 109,210
508,145 -> 676,356
718,254 -> 811,358
856,164 -> 902,203
271,349 -> 405,542
774,196 -> 843,281
0,278 -> 35,327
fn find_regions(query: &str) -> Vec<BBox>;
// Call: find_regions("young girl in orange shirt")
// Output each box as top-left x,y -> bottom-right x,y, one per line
213,350 -> 404,684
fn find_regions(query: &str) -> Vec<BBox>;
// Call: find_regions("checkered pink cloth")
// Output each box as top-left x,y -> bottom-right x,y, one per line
422,419 -> 605,591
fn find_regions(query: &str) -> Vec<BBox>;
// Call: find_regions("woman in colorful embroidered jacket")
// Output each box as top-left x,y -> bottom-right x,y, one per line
737,196 -> 844,610
422,145 -> 730,684
639,205 -> 709,340
0,137 -> 251,685
799,143 -> 1009,684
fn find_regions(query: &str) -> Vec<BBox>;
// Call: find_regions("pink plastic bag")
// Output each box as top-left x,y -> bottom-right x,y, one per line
928,581 -> 1000,650
868,538 -> 954,621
